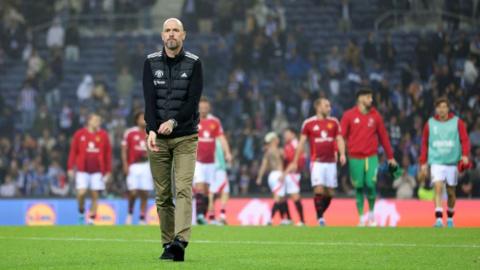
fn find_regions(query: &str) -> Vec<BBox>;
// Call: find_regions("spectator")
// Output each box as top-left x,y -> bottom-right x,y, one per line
46,17 -> 65,54
76,74 -> 94,101
116,66 -> 134,102
17,81 -> 38,131
380,34 -> 396,70
0,174 -> 17,197
32,105 -> 55,137
363,32 -> 378,63
344,38 -> 361,68
64,21 -> 80,62
338,0 -> 351,32
58,101 -> 74,134
26,48 -> 44,80
463,55 -> 478,89
415,35 -> 434,81
470,120 -> 480,148
392,156 -> 416,199
48,160 -> 69,197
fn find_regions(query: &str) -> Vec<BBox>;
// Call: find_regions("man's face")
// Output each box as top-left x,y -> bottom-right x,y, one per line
359,94 -> 373,109
88,115 -> 101,130
162,19 -> 185,51
283,130 -> 294,142
435,102 -> 449,118
199,101 -> 210,118
316,99 -> 331,116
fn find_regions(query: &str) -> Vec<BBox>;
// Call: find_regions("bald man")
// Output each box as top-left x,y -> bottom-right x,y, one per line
143,18 -> 203,262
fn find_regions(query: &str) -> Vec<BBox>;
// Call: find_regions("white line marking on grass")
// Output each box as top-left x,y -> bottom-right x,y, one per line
0,236 -> 478,249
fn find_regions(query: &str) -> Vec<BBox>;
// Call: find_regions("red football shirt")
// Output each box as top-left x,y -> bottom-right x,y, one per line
301,116 -> 341,163
284,138 -> 306,171
340,107 -> 393,159
122,127 -> 147,166
68,128 -> 112,174
197,115 -> 223,163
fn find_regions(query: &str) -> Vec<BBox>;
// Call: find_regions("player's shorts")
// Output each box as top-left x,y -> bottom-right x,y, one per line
209,169 -> 230,194
193,161 -> 216,185
348,155 -> 378,189
268,170 -> 285,197
285,173 -> 301,195
430,164 -> 458,186
311,162 -> 337,188
76,172 -> 105,190
127,162 -> 153,191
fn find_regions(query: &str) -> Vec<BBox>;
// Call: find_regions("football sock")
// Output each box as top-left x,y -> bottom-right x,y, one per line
294,200 -> 304,223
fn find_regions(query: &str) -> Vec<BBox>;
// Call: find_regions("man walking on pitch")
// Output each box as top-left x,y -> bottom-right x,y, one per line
68,113 -> 112,225
340,89 -> 397,227
419,97 -> 470,228
143,18 -> 202,261
121,112 -> 153,225
287,98 -> 346,226
194,97 -> 232,224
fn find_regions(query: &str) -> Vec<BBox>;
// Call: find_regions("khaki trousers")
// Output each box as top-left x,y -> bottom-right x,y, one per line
148,134 -> 198,244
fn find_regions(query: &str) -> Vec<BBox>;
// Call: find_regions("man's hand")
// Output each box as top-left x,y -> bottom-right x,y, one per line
102,173 -> 111,184
158,120 -> 175,135
419,164 -> 428,180
256,177 -> 262,186
387,159 -> 397,167
461,156 -> 469,165
147,131 -> 159,152
286,162 -> 298,174
225,152 -> 233,165
339,154 -> 347,166
67,170 -> 75,181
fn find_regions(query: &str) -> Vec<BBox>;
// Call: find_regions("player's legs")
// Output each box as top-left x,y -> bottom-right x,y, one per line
219,191 -> 229,224
138,190 -> 149,225
365,156 -> 379,226
126,190 -> 137,225
207,192 -> 216,223
431,164 -> 447,227
348,157 -> 367,226
76,188 -> 87,224
285,173 -> 303,225
445,165 -> 458,228
193,162 -> 213,224
268,171 -> 286,225
75,172 -> 89,224
89,189 -> 99,224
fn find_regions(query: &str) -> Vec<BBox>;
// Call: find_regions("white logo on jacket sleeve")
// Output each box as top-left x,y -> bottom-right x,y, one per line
180,72 -> 188,78
354,117 -> 360,124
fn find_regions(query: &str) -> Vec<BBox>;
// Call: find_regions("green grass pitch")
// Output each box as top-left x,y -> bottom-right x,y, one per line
0,226 -> 479,269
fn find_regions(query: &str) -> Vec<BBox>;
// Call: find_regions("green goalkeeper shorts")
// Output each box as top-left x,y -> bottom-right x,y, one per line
348,155 -> 379,189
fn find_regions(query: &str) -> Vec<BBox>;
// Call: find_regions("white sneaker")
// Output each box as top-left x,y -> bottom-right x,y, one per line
87,218 -> 94,226
295,221 -> 305,227
280,219 -> 292,225
318,218 -> 326,227
357,219 -> 366,227
125,214 -> 132,225
138,219 -> 146,225
369,220 -> 377,227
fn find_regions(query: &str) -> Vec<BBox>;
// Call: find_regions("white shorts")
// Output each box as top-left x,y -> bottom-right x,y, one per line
268,171 -> 300,197
209,170 -> 230,194
127,162 -> 153,191
311,162 -> 337,188
431,164 -> 458,186
76,172 -> 105,190
193,162 -> 216,185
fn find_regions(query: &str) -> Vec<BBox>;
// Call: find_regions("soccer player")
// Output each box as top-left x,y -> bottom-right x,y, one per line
340,88 -> 397,227
68,113 -> 112,225
121,111 -> 153,225
194,97 -> 232,224
282,127 -> 306,226
207,138 -> 230,225
287,98 -> 346,226
256,132 -> 292,225
419,97 -> 470,228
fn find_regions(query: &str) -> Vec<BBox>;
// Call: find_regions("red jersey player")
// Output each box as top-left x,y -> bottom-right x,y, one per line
341,88 -> 397,226
287,98 -> 346,226
282,127 -> 306,226
194,97 -> 232,224
121,112 -> 152,225
68,113 -> 112,225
